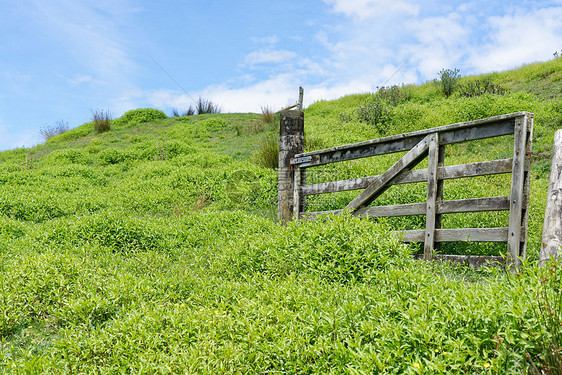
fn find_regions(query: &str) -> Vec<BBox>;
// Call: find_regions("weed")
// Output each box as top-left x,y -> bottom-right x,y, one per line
91,109 -> 112,133
39,120 -> 69,141
438,68 -> 461,97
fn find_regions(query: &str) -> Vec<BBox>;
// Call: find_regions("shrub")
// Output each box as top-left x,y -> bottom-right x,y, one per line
356,93 -> 392,135
40,120 -> 69,141
113,108 -> 167,127
91,109 -> 112,133
438,68 -> 461,97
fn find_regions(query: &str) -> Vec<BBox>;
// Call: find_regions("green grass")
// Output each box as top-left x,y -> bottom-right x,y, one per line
0,59 -> 561,373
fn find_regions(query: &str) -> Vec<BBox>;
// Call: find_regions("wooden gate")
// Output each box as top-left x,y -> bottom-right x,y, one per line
288,112 -> 533,267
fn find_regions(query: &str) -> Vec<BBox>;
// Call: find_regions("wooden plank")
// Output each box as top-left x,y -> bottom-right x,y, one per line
398,227 -> 511,242
439,158 -> 513,180
299,209 -> 344,220
355,202 -> 426,217
301,158 -> 513,196
434,145 -> 446,253
424,133 -> 440,259
294,117 -> 518,167
346,135 -> 430,211
294,113 -> 528,159
306,197 -> 510,220
413,254 -> 505,269
355,197 -> 509,218
520,115 -> 533,261
507,116 -> 528,268
438,196 -> 510,213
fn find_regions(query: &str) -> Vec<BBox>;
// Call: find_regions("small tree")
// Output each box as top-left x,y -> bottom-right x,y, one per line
438,68 -> 461,98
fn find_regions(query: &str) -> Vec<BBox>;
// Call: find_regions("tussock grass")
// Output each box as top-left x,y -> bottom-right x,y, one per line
252,135 -> 278,169
39,120 -> 69,141
91,109 -> 112,133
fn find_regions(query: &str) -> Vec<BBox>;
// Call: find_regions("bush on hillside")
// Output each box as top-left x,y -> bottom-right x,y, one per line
356,86 -> 409,135
113,108 -> 167,128
438,68 -> 461,97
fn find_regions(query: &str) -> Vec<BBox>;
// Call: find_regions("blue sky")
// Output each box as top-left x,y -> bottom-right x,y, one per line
1,0 -> 562,150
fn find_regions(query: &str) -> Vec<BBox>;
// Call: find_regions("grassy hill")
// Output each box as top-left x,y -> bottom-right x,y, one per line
0,59 -> 561,373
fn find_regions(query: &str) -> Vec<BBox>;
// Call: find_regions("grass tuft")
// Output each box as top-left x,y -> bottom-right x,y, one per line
196,97 -> 221,115
252,135 -> 278,169
260,106 -> 275,124
39,120 -> 69,141
91,109 -> 112,133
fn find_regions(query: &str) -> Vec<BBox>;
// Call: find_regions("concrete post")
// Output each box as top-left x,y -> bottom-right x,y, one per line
540,129 -> 562,265
278,110 -> 304,224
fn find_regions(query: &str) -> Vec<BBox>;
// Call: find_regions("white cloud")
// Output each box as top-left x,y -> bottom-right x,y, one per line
244,49 -> 297,66
468,7 -> 562,72
407,13 -> 470,77
324,0 -> 419,21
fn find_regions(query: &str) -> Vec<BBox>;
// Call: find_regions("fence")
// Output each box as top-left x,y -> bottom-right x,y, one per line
280,111 -> 534,267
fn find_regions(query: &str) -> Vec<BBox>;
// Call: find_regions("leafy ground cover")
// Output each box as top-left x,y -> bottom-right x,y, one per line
1,60 -> 561,373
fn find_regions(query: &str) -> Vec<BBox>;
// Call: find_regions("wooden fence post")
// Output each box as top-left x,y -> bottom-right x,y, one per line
540,129 -> 562,265
278,110 -> 304,224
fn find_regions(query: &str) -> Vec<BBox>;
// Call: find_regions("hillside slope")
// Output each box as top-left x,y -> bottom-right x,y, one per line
0,59 -> 561,373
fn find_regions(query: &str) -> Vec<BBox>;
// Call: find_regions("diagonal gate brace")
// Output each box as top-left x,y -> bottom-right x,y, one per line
346,134 -> 431,212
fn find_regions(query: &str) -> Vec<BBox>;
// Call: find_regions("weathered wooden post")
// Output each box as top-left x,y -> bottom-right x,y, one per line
540,129 -> 562,265
278,110 -> 304,224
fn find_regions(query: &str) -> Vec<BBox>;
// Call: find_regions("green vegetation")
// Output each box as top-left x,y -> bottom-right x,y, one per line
1,58 -> 561,373
438,68 -> 461,97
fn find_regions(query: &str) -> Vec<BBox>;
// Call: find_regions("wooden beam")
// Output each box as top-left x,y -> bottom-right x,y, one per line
424,133 -> 440,259
346,135 -> 430,211
413,254 -> 505,269
301,158 -> 513,196
293,116 -> 520,167
507,116 -> 528,268
304,196 -> 511,220
398,227 -> 512,242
